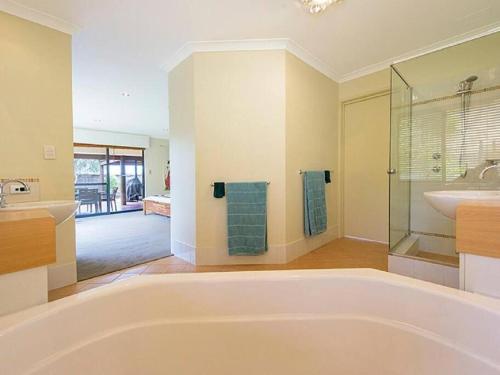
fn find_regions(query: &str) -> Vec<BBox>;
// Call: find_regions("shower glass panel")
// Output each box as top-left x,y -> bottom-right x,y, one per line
389,30 -> 500,267
389,68 -> 412,250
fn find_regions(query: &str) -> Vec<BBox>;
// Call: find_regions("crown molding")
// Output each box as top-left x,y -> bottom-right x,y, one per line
3,0 -> 498,85
339,21 -> 500,83
162,38 -> 340,81
284,39 -> 339,81
162,19 -> 500,85
0,0 -> 77,34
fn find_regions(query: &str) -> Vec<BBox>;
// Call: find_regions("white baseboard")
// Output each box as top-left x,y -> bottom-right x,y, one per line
195,244 -> 287,266
48,262 -> 77,290
285,225 -> 340,262
172,240 -> 196,265
174,225 -> 340,266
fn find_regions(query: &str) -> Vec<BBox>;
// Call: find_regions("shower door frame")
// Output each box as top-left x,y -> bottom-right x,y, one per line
388,65 -> 413,251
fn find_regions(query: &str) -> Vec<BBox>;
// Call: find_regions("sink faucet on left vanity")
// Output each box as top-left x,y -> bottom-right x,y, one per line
0,177 -> 80,316
0,178 -> 80,316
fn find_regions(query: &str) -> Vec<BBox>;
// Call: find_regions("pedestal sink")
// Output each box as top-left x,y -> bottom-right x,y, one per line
424,191 -> 500,220
0,200 -> 80,225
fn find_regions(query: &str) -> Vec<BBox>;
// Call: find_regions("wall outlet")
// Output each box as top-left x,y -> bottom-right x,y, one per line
9,184 -> 30,194
43,145 -> 56,160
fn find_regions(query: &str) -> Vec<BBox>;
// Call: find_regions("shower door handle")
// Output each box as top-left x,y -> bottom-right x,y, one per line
387,169 -> 397,175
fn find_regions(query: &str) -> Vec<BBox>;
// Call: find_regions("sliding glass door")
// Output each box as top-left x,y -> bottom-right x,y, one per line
74,145 -> 145,217
108,147 -> 145,213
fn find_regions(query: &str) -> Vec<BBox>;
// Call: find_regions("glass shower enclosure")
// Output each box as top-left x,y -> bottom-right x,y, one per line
389,31 -> 500,267
389,67 -> 412,251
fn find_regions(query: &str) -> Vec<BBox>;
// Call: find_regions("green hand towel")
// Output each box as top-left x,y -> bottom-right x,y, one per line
226,182 -> 267,255
304,171 -> 327,237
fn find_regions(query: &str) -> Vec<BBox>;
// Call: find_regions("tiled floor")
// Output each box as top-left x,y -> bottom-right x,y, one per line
49,237 -> 388,302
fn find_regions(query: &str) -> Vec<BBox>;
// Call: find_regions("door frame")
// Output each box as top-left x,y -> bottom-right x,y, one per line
339,90 -> 391,243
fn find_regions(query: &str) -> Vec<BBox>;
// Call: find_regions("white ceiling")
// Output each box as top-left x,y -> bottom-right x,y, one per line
3,0 -> 500,138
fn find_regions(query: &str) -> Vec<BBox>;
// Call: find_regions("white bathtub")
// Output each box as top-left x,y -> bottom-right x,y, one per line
1,269 -> 500,374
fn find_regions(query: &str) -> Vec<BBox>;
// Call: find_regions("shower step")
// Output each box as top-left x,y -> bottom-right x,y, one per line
393,235 -> 419,256
416,251 -> 459,267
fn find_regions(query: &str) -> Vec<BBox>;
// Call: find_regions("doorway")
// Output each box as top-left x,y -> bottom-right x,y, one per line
74,143 -> 172,281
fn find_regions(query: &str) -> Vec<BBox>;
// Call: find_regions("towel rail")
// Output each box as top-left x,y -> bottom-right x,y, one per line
210,182 -> 270,187
299,169 -> 332,175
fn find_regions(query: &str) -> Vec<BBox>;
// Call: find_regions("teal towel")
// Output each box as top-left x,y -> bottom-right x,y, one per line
226,182 -> 267,255
304,171 -> 327,237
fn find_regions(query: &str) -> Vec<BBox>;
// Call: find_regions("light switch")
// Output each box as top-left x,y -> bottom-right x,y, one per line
43,145 -> 56,160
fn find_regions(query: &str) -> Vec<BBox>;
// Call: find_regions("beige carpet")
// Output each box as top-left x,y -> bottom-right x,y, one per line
76,212 -> 172,281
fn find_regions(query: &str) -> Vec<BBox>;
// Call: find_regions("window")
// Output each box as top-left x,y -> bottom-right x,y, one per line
399,89 -> 500,182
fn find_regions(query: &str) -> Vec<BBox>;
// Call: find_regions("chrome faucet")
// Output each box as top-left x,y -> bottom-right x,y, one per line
479,160 -> 500,180
0,179 -> 31,208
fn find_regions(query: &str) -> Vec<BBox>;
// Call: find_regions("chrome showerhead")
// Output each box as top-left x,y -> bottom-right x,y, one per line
458,75 -> 479,93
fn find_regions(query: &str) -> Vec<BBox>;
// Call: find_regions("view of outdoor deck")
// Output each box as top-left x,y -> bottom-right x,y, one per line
74,145 -> 145,217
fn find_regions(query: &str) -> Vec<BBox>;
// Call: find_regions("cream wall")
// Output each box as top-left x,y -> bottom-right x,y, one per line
168,56 -> 197,262
0,11 -> 75,288
339,69 -> 391,243
144,138 -> 169,196
194,50 -> 287,265
340,69 -> 391,102
285,53 -> 339,258
169,50 -> 340,265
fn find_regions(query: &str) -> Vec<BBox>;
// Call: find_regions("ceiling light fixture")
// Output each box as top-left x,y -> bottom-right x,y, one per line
301,0 -> 340,14
121,92 -> 131,97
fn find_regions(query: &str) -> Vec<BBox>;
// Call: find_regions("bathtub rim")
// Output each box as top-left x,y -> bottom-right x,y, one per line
2,268 -> 500,333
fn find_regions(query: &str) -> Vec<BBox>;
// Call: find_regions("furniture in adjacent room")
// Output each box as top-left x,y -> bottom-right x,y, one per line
76,188 -> 100,213
100,187 -> 119,212
143,196 -> 170,217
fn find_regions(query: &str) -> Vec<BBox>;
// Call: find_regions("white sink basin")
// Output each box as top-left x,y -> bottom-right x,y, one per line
0,200 -> 80,225
424,191 -> 500,220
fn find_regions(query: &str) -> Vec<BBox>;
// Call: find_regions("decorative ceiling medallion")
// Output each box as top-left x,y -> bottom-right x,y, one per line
301,0 -> 340,14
